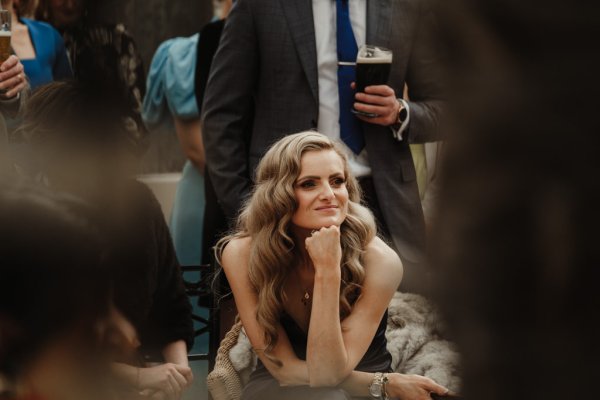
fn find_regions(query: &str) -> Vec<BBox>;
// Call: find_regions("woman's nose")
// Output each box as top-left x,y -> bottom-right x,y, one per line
319,183 -> 335,199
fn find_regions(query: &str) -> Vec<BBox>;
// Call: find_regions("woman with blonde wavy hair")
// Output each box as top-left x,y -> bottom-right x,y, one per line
218,132 -> 448,400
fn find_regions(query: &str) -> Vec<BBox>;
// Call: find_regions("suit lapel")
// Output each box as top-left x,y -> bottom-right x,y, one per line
367,0 -> 393,48
279,0 -> 319,103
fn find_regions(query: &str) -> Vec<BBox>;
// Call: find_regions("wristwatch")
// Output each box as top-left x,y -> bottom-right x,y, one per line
368,372 -> 389,399
396,99 -> 408,125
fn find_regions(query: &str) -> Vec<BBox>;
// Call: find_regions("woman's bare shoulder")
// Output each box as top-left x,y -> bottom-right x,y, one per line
363,237 -> 403,286
221,236 -> 252,274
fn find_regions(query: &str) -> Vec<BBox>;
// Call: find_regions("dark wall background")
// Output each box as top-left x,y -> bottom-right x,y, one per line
94,0 -> 214,172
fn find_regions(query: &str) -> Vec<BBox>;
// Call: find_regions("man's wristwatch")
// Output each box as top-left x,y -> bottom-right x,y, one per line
368,372 -> 389,399
396,99 -> 408,125
391,99 -> 408,133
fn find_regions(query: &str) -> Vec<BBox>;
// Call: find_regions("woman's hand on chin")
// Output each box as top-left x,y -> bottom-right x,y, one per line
305,225 -> 342,273
386,373 -> 449,400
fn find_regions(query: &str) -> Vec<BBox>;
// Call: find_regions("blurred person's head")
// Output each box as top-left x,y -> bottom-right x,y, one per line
18,80 -> 141,200
213,0 -> 233,19
5,0 -> 39,18
0,178 -> 112,400
36,0 -> 87,28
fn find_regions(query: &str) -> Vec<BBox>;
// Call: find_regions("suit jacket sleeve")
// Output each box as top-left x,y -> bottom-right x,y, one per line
201,0 -> 258,222
405,0 -> 446,144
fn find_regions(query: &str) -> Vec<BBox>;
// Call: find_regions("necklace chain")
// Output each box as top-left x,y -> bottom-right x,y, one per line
301,289 -> 311,306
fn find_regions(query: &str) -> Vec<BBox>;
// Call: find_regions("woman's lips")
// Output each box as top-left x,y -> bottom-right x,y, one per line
315,205 -> 339,211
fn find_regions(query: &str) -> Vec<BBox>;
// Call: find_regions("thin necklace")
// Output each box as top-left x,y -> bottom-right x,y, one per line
301,287 -> 311,306
294,267 -> 312,306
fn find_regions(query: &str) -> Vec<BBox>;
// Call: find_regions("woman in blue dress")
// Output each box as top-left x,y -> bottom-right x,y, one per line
3,0 -> 72,89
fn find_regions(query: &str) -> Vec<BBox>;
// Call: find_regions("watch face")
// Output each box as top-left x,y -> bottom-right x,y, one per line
399,107 -> 408,122
369,383 -> 382,397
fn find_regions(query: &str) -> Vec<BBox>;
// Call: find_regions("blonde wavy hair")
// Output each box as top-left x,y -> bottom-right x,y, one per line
216,132 -> 376,362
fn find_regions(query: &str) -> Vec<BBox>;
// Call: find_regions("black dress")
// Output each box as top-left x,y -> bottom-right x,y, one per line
242,310 -> 392,400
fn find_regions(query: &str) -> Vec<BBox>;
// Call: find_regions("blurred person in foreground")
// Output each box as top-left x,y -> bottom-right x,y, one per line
202,0 -> 446,294
218,132 -> 448,400
17,81 -> 195,400
0,179 -> 113,400
2,0 -> 72,90
432,1 -> 600,400
35,0 -> 148,148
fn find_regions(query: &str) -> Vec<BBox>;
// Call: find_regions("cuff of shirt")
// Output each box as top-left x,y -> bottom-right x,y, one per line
390,98 -> 410,141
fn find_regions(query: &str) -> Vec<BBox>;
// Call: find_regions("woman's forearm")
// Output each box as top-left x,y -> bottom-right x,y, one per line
162,340 -> 189,366
275,358 -> 375,397
173,117 -> 205,172
111,362 -> 139,388
339,370 -> 376,397
306,269 -> 348,386
268,356 -> 310,387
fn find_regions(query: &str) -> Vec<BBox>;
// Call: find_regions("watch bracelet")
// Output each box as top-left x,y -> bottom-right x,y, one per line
382,373 -> 389,400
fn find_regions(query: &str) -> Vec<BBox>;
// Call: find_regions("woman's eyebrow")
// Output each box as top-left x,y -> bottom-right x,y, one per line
296,175 -> 321,181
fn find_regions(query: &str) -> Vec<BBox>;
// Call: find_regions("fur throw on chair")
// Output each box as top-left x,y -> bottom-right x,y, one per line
208,293 -> 461,400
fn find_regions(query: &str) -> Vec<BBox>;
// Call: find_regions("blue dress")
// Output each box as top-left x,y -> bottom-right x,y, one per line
143,34 -> 205,266
20,18 -> 72,89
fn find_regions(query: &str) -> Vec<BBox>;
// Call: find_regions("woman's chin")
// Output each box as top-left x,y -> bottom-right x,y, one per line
310,216 -> 345,229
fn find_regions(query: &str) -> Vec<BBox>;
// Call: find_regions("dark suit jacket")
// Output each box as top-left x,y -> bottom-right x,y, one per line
202,0 -> 445,281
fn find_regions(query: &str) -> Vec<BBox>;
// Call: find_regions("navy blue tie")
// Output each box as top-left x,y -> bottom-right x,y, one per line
336,0 -> 364,154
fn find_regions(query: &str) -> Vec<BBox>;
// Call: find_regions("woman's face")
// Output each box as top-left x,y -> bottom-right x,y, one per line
49,0 -> 85,28
292,149 -> 349,230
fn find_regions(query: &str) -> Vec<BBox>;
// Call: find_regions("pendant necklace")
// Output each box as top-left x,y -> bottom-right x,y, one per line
301,288 -> 311,306
295,267 -> 312,306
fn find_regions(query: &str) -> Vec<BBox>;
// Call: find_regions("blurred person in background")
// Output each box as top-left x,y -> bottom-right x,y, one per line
143,32 -> 206,266
17,81 -> 195,400
2,0 -> 72,90
432,0 -> 600,400
142,0 -> 233,267
0,179 -> 113,400
35,0 -> 148,149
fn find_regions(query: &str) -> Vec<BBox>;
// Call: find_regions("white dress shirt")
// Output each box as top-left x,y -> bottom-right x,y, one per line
312,0 -> 372,177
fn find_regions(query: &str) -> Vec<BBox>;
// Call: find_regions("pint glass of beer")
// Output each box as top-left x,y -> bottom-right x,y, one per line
352,45 -> 393,117
0,10 -> 11,63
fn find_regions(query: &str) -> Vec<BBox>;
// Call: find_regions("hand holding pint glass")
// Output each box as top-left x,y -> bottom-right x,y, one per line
0,9 -> 11,64
0,8 -> 26,98
352,45 -> 401,127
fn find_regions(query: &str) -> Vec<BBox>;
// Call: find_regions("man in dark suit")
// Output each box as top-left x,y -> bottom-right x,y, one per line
202,0 -> 444,292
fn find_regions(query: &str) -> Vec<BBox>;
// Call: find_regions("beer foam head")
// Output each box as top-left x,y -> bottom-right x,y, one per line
357,46 -> 392,64
0,31 -> 11,37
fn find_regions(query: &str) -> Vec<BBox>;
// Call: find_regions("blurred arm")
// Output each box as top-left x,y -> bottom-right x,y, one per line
173,117 -> 205,173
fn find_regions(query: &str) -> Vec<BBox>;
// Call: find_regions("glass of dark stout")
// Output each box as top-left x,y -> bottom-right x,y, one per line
352,45 -> 393,118
0,9 -> 11,95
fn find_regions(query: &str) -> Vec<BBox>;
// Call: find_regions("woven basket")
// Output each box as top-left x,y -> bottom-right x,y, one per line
206,322 -> 244,400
